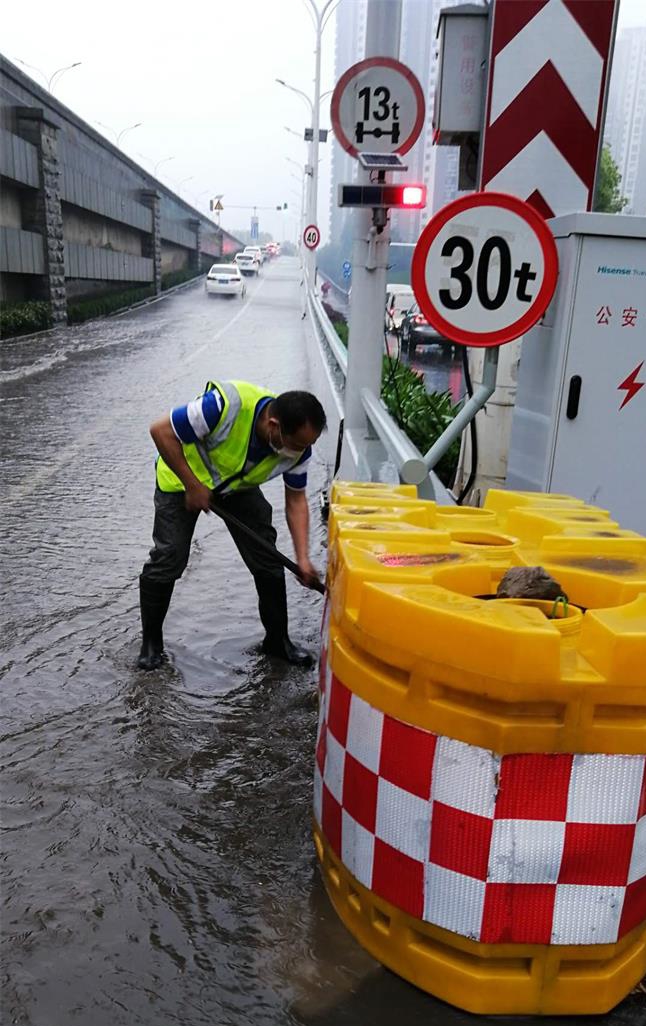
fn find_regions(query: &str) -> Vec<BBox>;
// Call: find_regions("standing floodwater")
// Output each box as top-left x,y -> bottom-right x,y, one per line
1,261 -> 642,1025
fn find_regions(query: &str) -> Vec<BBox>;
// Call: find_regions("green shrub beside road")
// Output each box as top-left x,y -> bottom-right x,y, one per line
381,355 -> 461,487
0,300 -> 52,339
1,267 -> 207,338
329,310 -> 461,487
67,284 -> 156,324
161,267 -> 204,290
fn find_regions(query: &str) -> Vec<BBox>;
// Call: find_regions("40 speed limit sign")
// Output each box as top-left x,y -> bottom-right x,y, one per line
303,224 -> 321,250
411,192 -> 558,347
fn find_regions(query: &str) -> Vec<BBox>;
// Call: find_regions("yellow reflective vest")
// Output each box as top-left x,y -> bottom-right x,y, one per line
156,380 -> 286,493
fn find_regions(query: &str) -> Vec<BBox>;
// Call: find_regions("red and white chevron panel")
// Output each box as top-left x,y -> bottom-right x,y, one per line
314,662 -> 646,945
480,0 -> 618,218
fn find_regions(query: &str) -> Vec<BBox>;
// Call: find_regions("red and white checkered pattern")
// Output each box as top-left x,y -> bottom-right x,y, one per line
314,664 -> 646,945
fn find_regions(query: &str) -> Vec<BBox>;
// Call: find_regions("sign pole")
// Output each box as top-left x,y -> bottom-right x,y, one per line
309,6 -> 322,289
341,0 -> 403,479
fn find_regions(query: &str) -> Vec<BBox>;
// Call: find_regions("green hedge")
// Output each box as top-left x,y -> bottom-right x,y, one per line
381,355 -> 461,487
331,315 -> 461,487
161,267 -> 204,290
67,284 -> 156,324
0,300 -> 52,339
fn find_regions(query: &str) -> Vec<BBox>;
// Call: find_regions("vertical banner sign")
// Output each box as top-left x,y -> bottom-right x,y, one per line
250,216 -> 259,241
480,0 -> 618,217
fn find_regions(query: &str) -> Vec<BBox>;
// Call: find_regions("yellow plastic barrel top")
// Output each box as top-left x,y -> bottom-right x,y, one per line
315,484 -> 646,1016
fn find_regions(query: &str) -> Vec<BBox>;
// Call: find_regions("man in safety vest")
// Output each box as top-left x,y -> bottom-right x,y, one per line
138,380 -> 326,670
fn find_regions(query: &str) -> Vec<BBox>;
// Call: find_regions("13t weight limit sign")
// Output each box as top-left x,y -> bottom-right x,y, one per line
331,57 -> 425,157
412,193 -> 558,347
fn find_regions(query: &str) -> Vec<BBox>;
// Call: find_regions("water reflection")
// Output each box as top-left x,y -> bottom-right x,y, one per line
386,335 -> 464,402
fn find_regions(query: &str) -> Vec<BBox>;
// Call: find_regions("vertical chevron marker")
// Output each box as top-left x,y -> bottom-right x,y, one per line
481,0 -> 617,217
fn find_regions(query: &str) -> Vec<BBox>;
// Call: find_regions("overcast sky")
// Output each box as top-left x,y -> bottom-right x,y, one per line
3,0 -> 645,244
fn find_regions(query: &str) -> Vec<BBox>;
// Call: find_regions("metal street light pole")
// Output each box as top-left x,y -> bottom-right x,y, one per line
13,57 -> 48,88
276,1 -> 335,282
94,121 -> 118,143
342,0 -> 403,479
286,158 -> 307,240
276,78 -> 315,266
298,0 -> 336,283
48,62 -> 82,92
154,156 -> 175,177
13,57 -> 81,93
116,121 -> 143,146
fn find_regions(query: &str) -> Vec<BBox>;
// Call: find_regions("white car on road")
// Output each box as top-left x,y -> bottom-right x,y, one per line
234,252 -> 260,277
243,245 -> 264,266
205,263 -> 247,298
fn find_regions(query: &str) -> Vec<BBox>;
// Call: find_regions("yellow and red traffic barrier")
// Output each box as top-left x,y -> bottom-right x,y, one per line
315,485 -> 646,1015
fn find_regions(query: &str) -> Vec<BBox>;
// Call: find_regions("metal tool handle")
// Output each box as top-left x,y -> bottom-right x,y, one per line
209,496 -> 326,595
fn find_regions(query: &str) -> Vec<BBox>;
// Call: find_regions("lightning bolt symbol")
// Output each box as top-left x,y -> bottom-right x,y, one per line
618,361 -> 645,410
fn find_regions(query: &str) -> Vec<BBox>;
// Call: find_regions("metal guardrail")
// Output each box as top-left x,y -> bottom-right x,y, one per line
306,274 -> 460,504
307,279 -> 434,492
307,284 -> 348,377
360,388 -> 434,499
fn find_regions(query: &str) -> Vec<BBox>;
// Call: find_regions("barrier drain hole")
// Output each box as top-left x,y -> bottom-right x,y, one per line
377,552 -> 461,567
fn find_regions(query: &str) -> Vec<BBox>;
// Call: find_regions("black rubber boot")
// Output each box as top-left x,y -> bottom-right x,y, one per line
137,577 -> 175,670
256,573 -> 313,668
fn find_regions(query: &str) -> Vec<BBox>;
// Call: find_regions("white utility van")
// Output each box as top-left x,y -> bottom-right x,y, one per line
385,284 -> 414,334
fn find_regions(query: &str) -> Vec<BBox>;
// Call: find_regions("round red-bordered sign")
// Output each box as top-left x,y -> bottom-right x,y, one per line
303,224 -> 321,250
411,192 -> 559,348
331,57 -> 425,159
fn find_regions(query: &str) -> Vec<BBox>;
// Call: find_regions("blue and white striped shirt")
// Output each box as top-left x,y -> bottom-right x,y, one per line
170,389 -> 311,491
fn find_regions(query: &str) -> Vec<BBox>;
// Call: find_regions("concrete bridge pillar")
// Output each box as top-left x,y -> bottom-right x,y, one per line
189,218 -> 202,272
140,189 -> 162,294
15,107 -> 67,324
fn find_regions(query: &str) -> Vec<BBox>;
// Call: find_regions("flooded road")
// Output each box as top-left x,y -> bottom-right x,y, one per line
1,259 -> 642,1026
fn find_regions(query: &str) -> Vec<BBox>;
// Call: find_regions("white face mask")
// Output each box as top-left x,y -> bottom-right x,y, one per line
269,424 -> 303,460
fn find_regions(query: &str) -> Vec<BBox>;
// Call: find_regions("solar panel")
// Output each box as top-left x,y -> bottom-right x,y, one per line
358,152 -> 408,171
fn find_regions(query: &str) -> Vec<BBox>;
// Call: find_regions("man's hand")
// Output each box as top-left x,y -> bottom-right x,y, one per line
297,557 -> 321,590
185,481 -> 213,514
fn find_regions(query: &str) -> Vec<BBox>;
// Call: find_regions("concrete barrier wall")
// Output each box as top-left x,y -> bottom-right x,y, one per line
0,55 -> 244,317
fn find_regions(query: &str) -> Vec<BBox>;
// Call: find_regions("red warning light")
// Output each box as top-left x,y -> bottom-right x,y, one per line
403,186 -> 425,207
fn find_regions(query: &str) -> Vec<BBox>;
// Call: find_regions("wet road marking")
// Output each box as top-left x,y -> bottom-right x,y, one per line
184,275 -> 268,365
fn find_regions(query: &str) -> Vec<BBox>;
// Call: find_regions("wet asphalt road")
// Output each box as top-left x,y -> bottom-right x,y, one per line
1,258 -> 643,1026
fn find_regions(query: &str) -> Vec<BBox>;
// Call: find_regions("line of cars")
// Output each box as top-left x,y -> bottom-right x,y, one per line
205,242 -> 281,298
385,283 -> 454,355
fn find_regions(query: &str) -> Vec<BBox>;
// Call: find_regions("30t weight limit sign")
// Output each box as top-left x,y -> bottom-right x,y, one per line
412,193 -> 559,347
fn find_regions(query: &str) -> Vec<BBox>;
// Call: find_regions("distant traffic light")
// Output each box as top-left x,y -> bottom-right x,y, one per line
337,183 -> 427,209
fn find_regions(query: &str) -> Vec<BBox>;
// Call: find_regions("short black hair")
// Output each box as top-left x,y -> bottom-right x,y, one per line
273,391 -> 327,435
